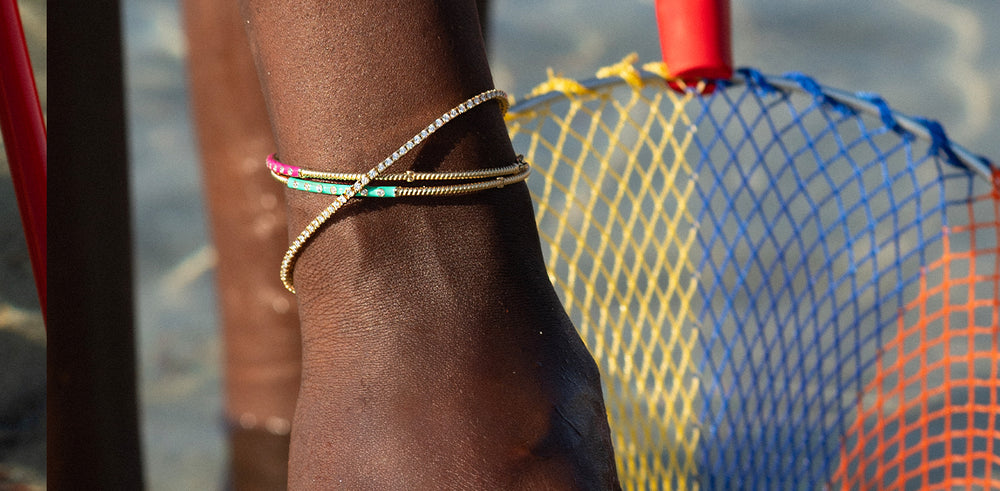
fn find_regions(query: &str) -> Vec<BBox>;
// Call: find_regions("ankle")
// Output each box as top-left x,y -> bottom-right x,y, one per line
287,182 -> 551,316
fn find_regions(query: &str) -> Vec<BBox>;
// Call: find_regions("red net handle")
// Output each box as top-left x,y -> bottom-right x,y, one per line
655,0 -> 733,82
0,0 -> 47,319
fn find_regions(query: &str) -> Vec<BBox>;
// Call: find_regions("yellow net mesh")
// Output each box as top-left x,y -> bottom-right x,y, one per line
506,55 -> 1000,489
507,57 -> 704,489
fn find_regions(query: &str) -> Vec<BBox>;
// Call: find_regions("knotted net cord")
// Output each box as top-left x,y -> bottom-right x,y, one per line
506,56 -> 999,489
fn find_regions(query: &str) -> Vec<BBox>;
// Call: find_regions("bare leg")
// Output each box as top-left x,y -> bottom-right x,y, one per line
240,0 -> 620,488
182,1 -> 301,488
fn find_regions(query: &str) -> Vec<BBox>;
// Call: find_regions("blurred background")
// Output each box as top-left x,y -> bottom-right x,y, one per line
0,0 -> 998,489
0,0 -> 45,487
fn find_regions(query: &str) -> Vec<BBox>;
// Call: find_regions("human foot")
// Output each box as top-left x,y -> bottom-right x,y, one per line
285,181 -> 620,489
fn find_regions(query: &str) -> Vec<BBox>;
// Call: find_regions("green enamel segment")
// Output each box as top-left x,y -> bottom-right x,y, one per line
287,177 -> 396,197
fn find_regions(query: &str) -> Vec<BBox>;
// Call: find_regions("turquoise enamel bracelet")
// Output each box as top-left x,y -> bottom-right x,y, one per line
270,157 -> 529,198
277,89 -> 513,293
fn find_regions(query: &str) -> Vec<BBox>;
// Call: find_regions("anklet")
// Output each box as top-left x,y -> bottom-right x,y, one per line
277,164 -> 530,197
279,89 -> 511,293
279,164 -> 529,198
267,153 -> 524,182
270,157 -> 529,198
265,90 -> 509,180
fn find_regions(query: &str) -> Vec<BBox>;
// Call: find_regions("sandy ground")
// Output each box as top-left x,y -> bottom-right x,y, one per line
0,1 -> 998,489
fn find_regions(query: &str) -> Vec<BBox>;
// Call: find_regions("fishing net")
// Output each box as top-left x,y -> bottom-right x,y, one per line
506,55 -> 999,489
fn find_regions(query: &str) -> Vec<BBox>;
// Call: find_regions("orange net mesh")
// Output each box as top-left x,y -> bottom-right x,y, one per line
505,57 -> 999,488
835,177 -> 1000,490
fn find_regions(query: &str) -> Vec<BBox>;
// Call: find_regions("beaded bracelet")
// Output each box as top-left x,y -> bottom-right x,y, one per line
266,90 -> 509,180
272,158 -> 530,198
279,89 -> 511,293
267,153 -> 526,183
271,157 -> 529,197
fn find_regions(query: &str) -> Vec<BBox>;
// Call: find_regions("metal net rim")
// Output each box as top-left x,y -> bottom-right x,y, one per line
508,67 -> 995,182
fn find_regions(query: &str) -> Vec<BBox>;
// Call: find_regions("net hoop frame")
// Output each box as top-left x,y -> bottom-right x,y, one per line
508,67 -> 995,182
506,60 -> 1000,488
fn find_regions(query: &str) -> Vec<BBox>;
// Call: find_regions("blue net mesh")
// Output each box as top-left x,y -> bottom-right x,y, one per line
507,64 -> 999,489
691,70 -> 981,488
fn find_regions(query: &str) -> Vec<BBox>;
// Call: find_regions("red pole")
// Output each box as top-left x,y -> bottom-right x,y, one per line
655,0 -> 733,84
0,0 -> 46,317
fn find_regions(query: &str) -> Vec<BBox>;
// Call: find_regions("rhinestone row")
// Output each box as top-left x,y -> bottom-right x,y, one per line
273,158 -> 527,198
279,89 -> 510,293
268,155 -> 527,183
276,160 -> 529,198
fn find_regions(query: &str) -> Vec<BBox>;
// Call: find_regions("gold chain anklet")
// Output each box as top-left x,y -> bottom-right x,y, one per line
270,157 -> 529,198
278,89 -> 511,293
267,153 -> 525,182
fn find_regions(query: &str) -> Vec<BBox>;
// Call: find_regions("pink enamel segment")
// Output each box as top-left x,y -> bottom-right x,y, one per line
266,153 -> 300,177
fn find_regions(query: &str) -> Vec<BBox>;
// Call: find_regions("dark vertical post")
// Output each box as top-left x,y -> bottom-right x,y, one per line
47,0 -> 144,488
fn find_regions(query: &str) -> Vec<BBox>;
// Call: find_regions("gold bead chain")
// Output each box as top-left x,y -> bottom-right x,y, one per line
278,89 -> 512,293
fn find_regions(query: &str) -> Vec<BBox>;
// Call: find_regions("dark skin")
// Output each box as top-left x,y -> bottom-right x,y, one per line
182,0 -> 300,488
235,0 -> 620,487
